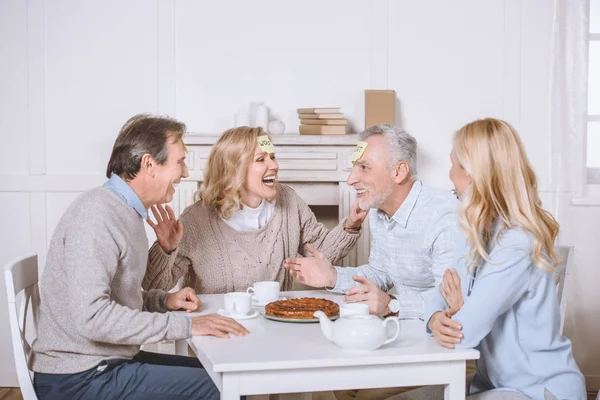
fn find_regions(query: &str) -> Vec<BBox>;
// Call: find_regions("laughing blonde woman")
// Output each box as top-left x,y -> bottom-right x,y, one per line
142,126 -> 366,294
411,118 -> 586,400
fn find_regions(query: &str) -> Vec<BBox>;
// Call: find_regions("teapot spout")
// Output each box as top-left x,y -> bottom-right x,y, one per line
313,311 -> 334,342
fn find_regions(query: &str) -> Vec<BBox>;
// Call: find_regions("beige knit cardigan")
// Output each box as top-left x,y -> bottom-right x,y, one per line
143,184 -> 360,294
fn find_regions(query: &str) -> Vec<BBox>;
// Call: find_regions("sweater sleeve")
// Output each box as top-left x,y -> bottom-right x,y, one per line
143,241 -> 191,291
64,218 -> 190,344
142,288 -> 170,313
453,232 -> 533,349
295,192 -> 360,263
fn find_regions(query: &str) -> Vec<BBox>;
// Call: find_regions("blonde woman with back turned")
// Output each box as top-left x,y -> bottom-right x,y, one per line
408,119 -> 585,399
142,126 -> 366,294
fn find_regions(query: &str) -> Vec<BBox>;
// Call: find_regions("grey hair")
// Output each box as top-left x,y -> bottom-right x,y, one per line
106,114 -> 186,180
359,124 -> 418,176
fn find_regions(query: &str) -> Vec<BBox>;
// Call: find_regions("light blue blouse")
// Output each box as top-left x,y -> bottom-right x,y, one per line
425,227 -> 585,399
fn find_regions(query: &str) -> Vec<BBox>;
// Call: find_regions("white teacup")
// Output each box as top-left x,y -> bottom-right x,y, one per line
247,281 -> 280,304
340,303 -> 369,318
224,292 -> 252,317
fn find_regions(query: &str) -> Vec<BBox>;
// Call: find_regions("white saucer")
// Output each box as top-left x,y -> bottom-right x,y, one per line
251,296 -> 287,307
217,309 -> 259,320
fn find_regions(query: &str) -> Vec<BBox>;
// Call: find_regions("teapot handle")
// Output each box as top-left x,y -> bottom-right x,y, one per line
382,317 -> 401,345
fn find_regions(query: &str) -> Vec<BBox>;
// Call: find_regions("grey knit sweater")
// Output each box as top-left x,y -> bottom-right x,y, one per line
30,188 -> 189,374
143,184 -> 359,293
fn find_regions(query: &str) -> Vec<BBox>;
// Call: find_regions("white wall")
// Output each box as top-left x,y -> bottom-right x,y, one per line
1,0 -> 598,391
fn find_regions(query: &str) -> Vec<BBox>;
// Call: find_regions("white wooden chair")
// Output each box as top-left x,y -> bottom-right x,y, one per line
555,245 -> 573,335
4,253 -> 40,400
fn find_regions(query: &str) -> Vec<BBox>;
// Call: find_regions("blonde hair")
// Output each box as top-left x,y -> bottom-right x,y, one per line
197,126 -> 269,219
453,118 -> 559,272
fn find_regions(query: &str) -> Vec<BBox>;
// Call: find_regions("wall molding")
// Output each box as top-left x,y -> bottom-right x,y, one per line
0,173 -> 570,194
26,0 -> 46,175
30,192 -> 47,272
157,0 -> 176,116
369,0 -> 388,89
0,175 -> 105,192
502,0 -> 522,129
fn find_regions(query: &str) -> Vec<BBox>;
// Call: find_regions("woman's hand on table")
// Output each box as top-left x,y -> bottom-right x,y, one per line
146,204 -> 183,253
428,310 -> 463,349
192,314 -> 249,338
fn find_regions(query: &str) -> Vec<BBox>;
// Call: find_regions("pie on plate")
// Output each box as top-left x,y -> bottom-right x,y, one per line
264,297 -> 339,320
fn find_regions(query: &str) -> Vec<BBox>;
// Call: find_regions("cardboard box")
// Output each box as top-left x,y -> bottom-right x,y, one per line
365,90 -> 395,128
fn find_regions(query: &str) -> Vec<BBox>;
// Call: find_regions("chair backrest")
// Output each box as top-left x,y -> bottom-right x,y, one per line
555,245 -> 573,335
4,253 -> 40,400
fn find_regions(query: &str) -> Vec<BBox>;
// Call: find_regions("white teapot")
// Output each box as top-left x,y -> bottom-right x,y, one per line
313,311 -> 400,351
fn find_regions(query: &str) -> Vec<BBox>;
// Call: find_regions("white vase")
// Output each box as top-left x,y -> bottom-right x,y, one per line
254,103 -> 269,132
268,120 -> 286,135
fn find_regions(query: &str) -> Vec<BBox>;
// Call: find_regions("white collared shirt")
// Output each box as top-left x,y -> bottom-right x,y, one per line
222,200 -> 276,231
332,181 -> 461,319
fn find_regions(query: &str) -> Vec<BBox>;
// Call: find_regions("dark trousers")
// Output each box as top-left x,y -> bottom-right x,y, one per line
34,350 -> 220,400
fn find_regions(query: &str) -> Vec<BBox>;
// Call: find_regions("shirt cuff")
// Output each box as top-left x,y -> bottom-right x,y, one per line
187,317 -> 193,337
328,266 -> 348,293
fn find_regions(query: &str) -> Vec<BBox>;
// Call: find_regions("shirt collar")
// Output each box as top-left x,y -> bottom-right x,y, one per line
103,174 -> 148,219
377,180 -> 423,228
240,199 -> 266,215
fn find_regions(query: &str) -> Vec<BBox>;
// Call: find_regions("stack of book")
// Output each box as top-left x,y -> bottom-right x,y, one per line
297,107 -> 347,135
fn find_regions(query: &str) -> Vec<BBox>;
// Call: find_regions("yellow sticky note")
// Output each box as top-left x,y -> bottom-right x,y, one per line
257,136 -> 275,154
352,142 -> 368,162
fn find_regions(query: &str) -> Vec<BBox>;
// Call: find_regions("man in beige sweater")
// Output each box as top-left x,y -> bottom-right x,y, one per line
31,114 -> 248,400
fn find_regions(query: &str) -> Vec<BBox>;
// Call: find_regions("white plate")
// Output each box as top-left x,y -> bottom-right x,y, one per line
217,309 -> 259,320
259,310 -> 339,323
252,296 -> 287,307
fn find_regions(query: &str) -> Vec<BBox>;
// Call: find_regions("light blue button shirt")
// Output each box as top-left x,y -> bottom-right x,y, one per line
425,226 -> 586,399
103,174 -> 148,219
332,180 -> 461,319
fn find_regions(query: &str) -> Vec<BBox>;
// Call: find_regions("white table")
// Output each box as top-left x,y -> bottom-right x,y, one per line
178,290 -> 479,400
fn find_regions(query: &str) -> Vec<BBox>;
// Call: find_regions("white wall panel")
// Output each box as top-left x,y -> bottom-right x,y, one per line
175,0 -> 371,134
387,0 -> 505,190
46,192 -> 83,248
0,193 -> 32,386
44,0 -> 160,176
0,0 -> 29,175
519,0 -> 554,191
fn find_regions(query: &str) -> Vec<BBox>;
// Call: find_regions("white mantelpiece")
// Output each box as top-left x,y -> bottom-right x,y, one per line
172,134 -> 370,267
184,133 -> 361,146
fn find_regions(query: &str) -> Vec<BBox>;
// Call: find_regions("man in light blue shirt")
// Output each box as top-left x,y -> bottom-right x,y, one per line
286,124 -> 460,319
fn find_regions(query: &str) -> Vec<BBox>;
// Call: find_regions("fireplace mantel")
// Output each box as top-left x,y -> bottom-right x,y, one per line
170,133 -> 370,267
184,133 -> 360,146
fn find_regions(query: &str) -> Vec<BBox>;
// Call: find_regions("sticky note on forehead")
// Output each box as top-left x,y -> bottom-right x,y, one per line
257,136 -> 275,153
352,142 -> 368,162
